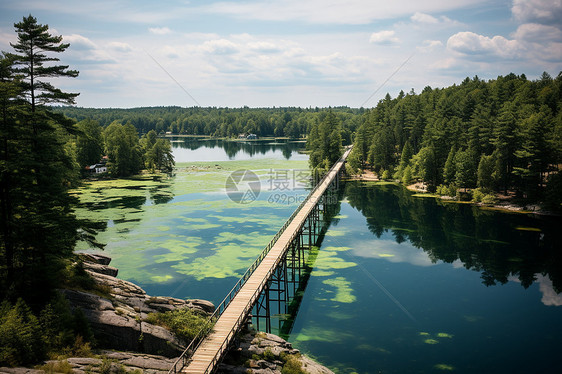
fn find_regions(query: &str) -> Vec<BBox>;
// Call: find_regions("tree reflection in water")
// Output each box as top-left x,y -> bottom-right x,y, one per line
344,181 -> 562,294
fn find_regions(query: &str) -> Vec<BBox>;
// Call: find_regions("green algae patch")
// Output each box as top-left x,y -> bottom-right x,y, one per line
315,250 -> 357,271
323,277 -> 356,303
151,275 -> 174,283
172,242 -> 263,280
323,246 -> 352,252
154,238 -> 203,264
311,270 -> 335,277
515,226 -> 541,232
293,326 -> 353,343
436,333 -> 453,338
356,345 -> 390,354
378,253 -> 395,258
326,310 -> 354,320
424,339 -> 439,344
434,364 -> 455,371
419,332 -> 430,336
178,222 -> 222,230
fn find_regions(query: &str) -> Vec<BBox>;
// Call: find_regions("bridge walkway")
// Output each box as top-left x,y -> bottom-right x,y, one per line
179,147 -> 352,374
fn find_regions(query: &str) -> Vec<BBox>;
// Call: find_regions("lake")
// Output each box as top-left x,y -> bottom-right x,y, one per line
74,139 -> 562,373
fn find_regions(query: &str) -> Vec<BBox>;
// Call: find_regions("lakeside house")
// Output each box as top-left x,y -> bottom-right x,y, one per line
85,156 -> 108,174
238,133 -> 258,140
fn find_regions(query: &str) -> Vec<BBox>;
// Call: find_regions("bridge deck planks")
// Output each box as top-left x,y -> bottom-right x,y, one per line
181,148 -> 351,374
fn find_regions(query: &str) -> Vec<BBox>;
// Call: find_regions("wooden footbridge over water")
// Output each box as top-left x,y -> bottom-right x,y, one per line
170,146 -> 352,374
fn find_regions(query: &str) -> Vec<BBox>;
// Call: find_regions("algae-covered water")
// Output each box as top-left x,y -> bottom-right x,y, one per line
73,140 -> 311,302
74,140 -> 562,373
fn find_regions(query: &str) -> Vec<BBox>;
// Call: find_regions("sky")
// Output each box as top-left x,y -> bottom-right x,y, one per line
1,0 -> 561,108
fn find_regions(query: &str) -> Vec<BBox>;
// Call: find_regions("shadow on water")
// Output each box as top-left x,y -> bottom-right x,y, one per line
344,181 -> 562,292
269,185 -> 346,339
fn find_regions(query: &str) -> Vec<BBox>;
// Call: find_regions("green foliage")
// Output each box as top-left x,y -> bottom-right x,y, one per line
472,188 -> 485,203
443,147 -> 456,185
454,149 -> 478,189
544,172 -> 562,212
401,165 -> 413,185
381,170 -> 391,180
280,352 -> 305,374
103,121 -> 143,177
39,360 -> 73,374
0,291 -> 95,366
1,14 -> 105,307
351,72 -> 562,204
0,299 -> 44,366
75,119 -> 104,168
56,106 -> 362,140
308,111 -> 343,170
145,307 -> 213,344
142,130 -> 175,173
436,184 -> 457,197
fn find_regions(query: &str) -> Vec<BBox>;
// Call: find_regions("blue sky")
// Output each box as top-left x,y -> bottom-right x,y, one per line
1,0 -> 561,108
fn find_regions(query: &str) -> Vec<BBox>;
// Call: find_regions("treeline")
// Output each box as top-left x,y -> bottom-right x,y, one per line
55,105 -> 362,140
348,73 -> 562,209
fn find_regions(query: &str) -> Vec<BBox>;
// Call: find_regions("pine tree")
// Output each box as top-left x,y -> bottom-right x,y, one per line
9,15 -> 78,124
1,16 -> 101,304
443,146 -> 457,185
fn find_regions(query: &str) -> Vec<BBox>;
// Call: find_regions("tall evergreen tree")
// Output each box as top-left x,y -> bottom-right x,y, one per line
0,16 -> 100,304
308,111 -> 342,170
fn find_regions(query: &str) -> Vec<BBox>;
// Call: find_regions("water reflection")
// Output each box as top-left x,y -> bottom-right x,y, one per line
344,181 -> 562,293
171,137 -> 307,162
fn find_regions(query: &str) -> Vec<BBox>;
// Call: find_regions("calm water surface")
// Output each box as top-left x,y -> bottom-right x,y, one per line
291,182 -> 562,374
75,141 -> 562,374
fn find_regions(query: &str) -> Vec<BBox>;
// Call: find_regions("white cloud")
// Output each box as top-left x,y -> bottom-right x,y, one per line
200,39 -> 240,54
512,0 -> 562,24
149,27 -> 172,35
351,239 -> 438,267
447,31 -> 522,58
108,42 -> 133,52
411,12 -> 439,24
64,34 -> 98,50
369,30 -> 400,45
512,23 -> 562,42
202,0 -> 489,25
418,39 -> 443,51
536,274 -> 562,306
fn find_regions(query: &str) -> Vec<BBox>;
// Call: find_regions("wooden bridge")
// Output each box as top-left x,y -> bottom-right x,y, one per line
170,146 -> 352,374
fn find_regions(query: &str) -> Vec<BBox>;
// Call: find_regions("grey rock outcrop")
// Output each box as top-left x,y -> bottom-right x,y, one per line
64,254 -> 215,357
220,330 -> 334,374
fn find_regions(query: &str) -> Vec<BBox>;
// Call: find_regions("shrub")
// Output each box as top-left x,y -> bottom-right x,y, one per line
263,348 -> 275,361
472,188 -> 485,203
381,170 -> 390,180
281,353 -> 305,374
39,360 -> 73,374
0,299 -> 44,366
145,307 -> 213,344
481,193 -> 498,205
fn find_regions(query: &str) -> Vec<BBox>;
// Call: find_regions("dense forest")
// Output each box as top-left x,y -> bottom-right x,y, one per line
55,105 -> 361,141
347,73 -> 562,210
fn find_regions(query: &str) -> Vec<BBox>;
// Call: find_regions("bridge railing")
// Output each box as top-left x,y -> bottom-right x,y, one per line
168,146 -> 352,374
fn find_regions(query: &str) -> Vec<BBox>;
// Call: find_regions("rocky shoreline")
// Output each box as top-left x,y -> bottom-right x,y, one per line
1,254 -> 333,374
